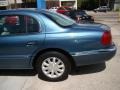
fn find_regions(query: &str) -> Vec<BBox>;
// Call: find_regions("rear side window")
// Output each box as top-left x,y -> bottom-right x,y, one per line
41,11 -> 75,27
0,15 -> 39,36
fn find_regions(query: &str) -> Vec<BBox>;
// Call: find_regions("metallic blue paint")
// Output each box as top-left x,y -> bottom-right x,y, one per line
0,10 -> 116,69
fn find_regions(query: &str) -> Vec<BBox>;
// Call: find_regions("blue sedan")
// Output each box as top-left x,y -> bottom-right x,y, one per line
0,10 -> 116,81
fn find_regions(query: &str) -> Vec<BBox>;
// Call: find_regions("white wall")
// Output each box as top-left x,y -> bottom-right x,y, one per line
8,0 -> 22,4
59,0 -> 77,9
0,0 -> 8,6
114,4 -> 120,10
114,0 -> 120,10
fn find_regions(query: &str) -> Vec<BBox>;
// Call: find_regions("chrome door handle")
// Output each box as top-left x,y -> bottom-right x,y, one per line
26,42 -> 36,47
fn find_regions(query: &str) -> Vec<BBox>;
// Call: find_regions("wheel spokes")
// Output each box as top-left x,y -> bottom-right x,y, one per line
42,57 -> 65,78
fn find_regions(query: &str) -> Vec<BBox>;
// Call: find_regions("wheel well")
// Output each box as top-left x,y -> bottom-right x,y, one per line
33,48 -> 76,70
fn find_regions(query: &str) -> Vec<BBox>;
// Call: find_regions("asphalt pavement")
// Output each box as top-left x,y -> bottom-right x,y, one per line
0,11 -> 120,90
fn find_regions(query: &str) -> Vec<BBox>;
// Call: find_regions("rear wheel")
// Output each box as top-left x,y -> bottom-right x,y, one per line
35,51 -> 70,81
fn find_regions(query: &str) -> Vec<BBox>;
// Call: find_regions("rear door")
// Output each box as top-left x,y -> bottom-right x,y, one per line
0,14 -> 45,69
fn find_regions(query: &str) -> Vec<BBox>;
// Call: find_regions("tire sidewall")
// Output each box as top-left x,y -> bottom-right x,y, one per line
36,51 -> 70,81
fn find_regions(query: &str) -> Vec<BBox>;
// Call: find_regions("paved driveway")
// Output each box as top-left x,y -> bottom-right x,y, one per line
0,12 -> 120,90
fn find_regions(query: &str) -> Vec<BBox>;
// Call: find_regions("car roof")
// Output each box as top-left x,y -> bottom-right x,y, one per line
0,9 -> 36,12
0,9 -> 46,14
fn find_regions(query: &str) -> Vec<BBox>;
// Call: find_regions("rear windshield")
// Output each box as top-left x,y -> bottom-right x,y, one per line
41,11 -> 75,27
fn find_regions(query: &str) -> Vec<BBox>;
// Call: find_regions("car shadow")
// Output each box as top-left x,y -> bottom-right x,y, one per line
0,69 -> 37,76
70,63 -> 106,75
0,63 -> 106,77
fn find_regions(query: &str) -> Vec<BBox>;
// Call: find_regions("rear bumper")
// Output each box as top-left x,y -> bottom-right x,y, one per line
71,44 -> 116,67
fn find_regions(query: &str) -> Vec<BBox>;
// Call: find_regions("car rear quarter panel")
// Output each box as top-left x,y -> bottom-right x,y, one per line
41,15 -> 105,53
44,31 -> 103,53
35,13 -> 116,67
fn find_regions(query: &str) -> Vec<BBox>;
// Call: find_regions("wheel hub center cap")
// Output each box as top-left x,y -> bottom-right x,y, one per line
42,57 -> 65,78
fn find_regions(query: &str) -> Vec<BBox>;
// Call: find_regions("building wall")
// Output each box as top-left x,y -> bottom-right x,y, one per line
46,0 -> 77,9
46,0 -> 59,9
0,0 -> 43,9
0,0 -> 77,10
0,0 -> 23,9
8,0 -> 22,4
114,0 -> 120,10
59,0 -> 77,9
0,0 -> 8,9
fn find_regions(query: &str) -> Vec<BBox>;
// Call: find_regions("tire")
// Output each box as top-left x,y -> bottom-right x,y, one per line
35,51 -> 71,81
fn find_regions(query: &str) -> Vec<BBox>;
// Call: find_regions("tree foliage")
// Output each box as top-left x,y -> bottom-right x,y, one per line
77,0 -> 98,10
77,0 -> 84,8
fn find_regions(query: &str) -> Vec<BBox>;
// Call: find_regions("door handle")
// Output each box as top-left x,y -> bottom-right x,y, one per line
26,41 -> 36,47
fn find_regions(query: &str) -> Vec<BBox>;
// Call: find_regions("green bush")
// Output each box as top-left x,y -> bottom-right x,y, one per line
115,8 -> 120,11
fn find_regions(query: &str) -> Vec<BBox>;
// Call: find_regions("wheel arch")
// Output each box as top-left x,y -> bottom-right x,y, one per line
32,48 -> 76,71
